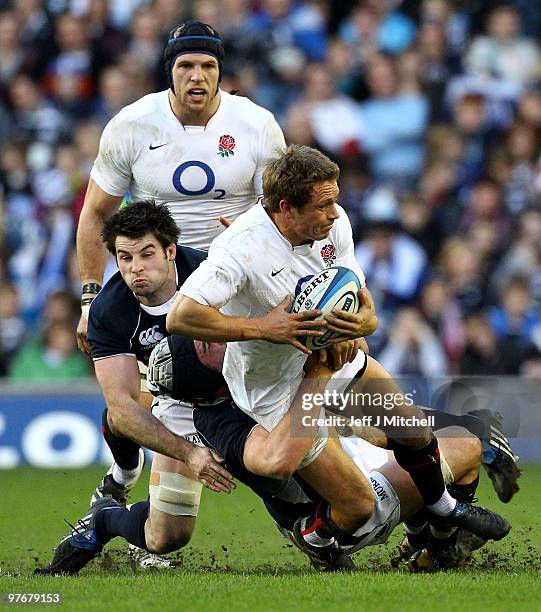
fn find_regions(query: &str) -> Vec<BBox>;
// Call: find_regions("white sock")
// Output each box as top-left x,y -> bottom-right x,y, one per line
303,531 -> 334,547
405,522 -> 427,535
112,463 -> 140,486
430,524 -> 457,540
426,490 -> 457,516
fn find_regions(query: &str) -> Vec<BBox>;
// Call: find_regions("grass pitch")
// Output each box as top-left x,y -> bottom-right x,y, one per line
0,465 -> 539,611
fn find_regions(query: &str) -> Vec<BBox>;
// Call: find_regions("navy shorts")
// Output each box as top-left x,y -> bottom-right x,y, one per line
193,400 -> 319,529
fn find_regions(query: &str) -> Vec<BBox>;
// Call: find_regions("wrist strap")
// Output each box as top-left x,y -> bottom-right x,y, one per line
81,282 -> 102,319
81,282 -> 102,296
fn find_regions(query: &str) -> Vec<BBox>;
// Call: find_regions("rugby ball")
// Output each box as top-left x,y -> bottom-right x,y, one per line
291,266 -> 361,350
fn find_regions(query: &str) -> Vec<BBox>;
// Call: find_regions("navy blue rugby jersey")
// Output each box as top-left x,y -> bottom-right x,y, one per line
87,246 -> 206,365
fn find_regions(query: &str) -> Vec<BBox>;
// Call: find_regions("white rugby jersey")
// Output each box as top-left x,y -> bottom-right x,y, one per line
180,202 -> 366,427
90,90 -> 286,250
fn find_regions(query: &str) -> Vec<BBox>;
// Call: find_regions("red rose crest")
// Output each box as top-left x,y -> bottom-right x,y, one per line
320,243 -> 336,266
218,134 -> 235,157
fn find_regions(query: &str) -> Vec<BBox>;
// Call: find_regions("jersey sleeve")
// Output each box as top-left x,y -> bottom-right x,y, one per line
253,114 -> 286,196
90,115 -> 133,197
87,299 -> 136,360
334,207 -> 366,288
179,244 -> 247,309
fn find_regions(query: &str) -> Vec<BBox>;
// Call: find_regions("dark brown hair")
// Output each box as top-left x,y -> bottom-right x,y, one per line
101,200 -> 179,254
262,145 -> 340,212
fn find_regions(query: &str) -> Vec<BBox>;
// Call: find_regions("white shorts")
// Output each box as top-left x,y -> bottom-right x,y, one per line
339,435 -> 390,476
338,437 -> 454,552
151,395 -> 202,446
338,436 -> 401,550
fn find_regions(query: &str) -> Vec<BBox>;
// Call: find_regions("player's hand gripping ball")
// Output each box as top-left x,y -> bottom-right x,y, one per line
291,266 -> 361,350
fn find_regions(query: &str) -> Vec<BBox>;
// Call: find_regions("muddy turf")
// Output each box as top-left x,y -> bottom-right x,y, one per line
0,465 -> 539,611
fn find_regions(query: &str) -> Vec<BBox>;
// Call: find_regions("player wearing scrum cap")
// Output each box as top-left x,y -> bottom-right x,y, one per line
169,144 -> 510,562
74,20 -> 286,544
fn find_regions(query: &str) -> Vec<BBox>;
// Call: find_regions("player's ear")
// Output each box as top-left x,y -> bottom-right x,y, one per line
279,199 -> 293,217
166,243 -> 176,260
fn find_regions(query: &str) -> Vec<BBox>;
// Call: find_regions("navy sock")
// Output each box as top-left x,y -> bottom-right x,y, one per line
448,475 -> 479,504
95,501 -> 149,550
392,437 -> 445,506
102,408 -> 141,470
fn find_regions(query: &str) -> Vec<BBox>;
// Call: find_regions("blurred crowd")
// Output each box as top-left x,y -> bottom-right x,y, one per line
1,0 -> 541,381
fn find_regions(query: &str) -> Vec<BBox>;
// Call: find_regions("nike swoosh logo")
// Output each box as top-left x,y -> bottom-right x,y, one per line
271,267 -> 285,277
149,143 -> 168,150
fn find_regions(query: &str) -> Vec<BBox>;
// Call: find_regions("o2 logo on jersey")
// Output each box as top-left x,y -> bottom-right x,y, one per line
172,160 -> 225,200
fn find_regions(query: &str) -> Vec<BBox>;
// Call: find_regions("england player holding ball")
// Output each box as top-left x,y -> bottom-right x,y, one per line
169,145 -> 510,560
74,21 -> 286,531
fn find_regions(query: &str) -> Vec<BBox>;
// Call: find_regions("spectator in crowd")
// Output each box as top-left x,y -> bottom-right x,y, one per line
438,237 -> 487,315
460,312 -> 506,375
492,209 -> 541,301
8,318 -> 90,382
500,121 -> 541,214
43,12 -> 96,118
459,178 -> 510,275
8,74 -> 71,145
415,19 -> 454,122
0,10 -> 26,95
127,7 -> 163,77
284,62 -> 360,155
41,289 -> 79,325
338,0 -> 415,58
84,0 -> 129,69
465,4 -> 540,87
0,0 -> 539,379
13,0 -> 56,80
488,276 -> 540,348
91,64 -> 136,125
0,282 -> 26,376
378,306 -> 449,377
452,93 -> 502,195
418,273 -> 464,370
398,191 -> 443,260
359,52 -> 429,188
248,0 -> 328,63
354,189 -> 429,316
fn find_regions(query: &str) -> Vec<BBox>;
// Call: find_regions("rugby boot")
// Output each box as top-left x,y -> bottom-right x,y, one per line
484,451 -> 521,504
439,501 -> 510,541
35,497 -> 120,575
468,409 -> 521,503
90,448 -> 145,505
455,529 -> 487,557
128,544 -> 171,569
407,542 -> 460,573
407,528 -> 486,572
390,526 -> 429,567
291,518 -> 356,573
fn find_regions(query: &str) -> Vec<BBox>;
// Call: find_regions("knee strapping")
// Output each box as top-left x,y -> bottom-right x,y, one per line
149,471 -> 202,517
440,450 -> 454,486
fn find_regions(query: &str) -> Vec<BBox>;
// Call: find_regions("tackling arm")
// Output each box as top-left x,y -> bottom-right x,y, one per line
95,354 -> 235,492
75,179 -> 123,353
243,360 -> 335,480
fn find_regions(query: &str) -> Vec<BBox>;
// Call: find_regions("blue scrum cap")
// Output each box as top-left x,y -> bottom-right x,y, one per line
164,20 -> 225,92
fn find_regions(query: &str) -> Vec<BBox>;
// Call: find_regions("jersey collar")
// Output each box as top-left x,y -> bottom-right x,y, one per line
163,89 -> 226,132
257,203 -> 315,255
